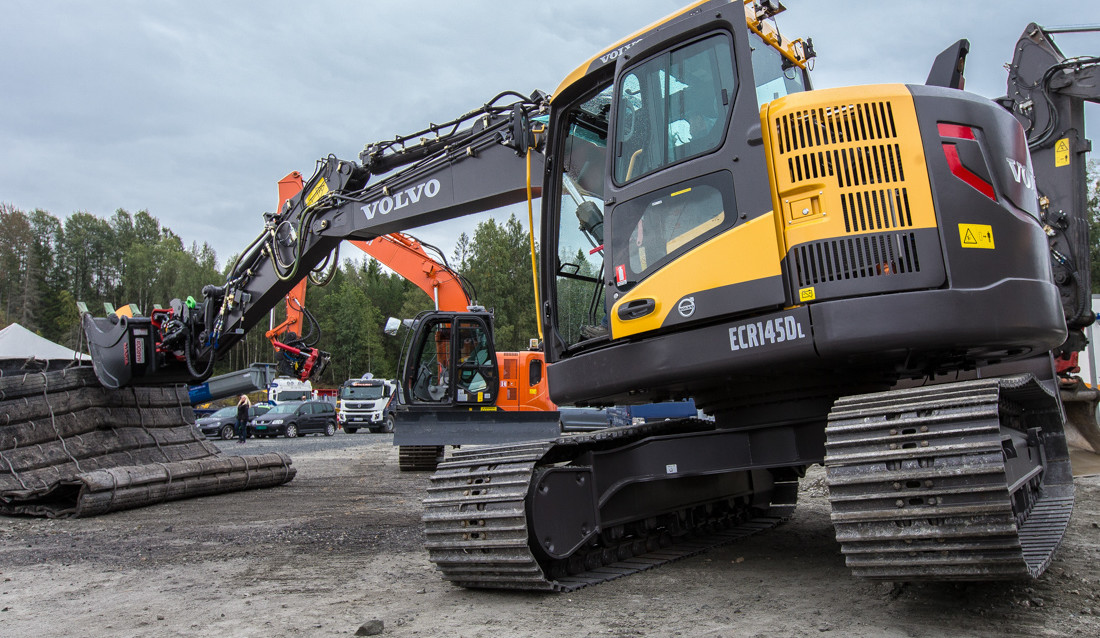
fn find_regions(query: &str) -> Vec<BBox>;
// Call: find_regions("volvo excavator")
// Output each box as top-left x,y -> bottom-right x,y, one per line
79,0 -> 1098,590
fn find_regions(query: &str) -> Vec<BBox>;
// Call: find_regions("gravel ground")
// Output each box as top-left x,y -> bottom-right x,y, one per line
1,432 -> 1098,637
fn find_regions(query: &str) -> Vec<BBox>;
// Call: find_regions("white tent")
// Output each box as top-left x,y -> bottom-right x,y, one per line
0,323 -> 89,363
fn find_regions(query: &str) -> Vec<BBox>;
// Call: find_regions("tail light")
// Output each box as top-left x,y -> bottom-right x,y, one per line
938,123 -> 996,201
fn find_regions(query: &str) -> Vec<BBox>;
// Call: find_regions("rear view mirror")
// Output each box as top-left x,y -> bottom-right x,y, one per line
384,317 -> 402,336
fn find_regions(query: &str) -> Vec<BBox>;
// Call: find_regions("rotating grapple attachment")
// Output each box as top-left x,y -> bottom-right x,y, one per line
82,289 -> 331,389
271,335 -> 330,382
81,295 -> 221,388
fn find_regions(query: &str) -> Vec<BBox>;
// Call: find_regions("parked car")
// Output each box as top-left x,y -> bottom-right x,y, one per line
194,405 -> 271,440
249,400 -> 337,438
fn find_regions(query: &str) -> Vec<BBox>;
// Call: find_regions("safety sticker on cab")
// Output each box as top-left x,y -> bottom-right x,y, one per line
729,315 -> 807,351
959,223 -> 995,250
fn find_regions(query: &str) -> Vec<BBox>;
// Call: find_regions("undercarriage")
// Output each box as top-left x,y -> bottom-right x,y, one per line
422,374 -> 1074,590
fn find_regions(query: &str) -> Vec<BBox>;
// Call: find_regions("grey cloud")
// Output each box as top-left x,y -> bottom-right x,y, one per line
1,0 -> 1095,273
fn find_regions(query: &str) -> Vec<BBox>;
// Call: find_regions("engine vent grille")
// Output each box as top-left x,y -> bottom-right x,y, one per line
765,87 -> 944,300
776,101 -> 918,234
794,232 -> 922,287
776,101 -> 897,152
841,187 -> 913,233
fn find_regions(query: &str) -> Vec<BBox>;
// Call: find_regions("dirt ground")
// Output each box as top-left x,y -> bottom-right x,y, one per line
1,435 -> 1098,638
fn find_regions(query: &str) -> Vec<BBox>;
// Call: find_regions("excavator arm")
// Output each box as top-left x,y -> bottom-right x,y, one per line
81,91 -> 547,388
352,234 -> 473,311
997,23 -> 1099,340
995,24 -> 1100,453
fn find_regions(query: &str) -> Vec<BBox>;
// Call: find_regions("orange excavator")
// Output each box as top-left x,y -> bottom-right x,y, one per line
355,232 -> 554,413
358,231 -> 558,470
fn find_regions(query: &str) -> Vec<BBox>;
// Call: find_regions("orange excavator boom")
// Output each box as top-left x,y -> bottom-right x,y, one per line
352,234 -> 470,311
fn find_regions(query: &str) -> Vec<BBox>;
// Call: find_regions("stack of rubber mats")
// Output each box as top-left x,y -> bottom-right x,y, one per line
0,365 -> 295,518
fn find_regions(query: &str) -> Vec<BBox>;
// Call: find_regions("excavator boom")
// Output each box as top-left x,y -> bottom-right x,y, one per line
995,23 -> 1100,452
82,92 -> 547,389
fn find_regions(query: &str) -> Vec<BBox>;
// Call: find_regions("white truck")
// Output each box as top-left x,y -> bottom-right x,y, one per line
337,375 -> 397,433
268,376 -> 313,403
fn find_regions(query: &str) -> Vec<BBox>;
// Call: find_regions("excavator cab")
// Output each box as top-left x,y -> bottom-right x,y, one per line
401,310 -> 499,407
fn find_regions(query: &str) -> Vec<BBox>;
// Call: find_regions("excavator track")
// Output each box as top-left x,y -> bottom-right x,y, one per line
824,375 -> 1074,580
422,422 -> 797,591
398,445 -> 444,472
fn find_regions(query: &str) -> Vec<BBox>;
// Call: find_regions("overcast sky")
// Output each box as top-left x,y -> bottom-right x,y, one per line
1,1 -> 1097,272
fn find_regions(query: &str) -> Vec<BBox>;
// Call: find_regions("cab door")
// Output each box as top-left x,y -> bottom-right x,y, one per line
604,17 -> 789,340
402,312 -> 499,408
543,6 -> 801,355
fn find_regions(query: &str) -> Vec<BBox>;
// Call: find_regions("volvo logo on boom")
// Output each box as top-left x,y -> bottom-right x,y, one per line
361,178 -> 441,220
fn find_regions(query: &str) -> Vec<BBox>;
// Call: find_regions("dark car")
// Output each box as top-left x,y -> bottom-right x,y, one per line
249,400 -> 337,438
194,405 -> 271,440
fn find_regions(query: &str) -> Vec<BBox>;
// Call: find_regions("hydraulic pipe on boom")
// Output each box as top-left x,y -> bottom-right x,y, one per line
263,171 -> 328,381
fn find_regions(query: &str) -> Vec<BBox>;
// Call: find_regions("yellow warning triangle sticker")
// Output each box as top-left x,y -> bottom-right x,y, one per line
958,223 -> 995,249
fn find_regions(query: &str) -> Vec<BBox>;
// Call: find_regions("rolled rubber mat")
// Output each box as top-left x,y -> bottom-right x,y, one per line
0,366 -> 295,518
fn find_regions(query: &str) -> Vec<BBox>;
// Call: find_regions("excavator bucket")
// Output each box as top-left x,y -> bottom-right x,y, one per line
81,313 -> 193,389
1060,379 -> 1100,454
82,313 -> 156,389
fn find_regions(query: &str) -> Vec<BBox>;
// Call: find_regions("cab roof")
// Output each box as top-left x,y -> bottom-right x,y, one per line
551,0 -> 810,102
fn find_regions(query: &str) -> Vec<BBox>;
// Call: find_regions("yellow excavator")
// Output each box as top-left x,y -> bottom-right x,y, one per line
78,1 -> 1098,590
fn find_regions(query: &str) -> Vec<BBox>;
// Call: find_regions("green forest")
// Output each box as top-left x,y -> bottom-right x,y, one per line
0,203 -> 539,386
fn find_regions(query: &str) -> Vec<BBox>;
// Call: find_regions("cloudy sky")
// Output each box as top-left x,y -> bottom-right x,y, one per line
1,0 -> 1096,271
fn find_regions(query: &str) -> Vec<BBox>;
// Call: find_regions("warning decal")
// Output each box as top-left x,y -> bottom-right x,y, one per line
306,178 -> 330,207
1055,138 -> 1070,167
959,223 -> 995,250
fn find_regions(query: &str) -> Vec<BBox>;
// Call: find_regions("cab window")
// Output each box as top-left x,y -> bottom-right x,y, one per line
749,31 -> 807,106
528,359 -> 543,387
553,83 -> 612,347
410,319 -> 453,403
614,34 -> 736,183
454,320 -> 496,404
610,172 -> 736,287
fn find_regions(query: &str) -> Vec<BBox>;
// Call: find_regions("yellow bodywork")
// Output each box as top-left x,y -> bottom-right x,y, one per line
761,84 -> 936,258
610,214 -> 782,337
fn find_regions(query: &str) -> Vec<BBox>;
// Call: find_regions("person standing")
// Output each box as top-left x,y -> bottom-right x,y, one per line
236,395 -> 251,444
